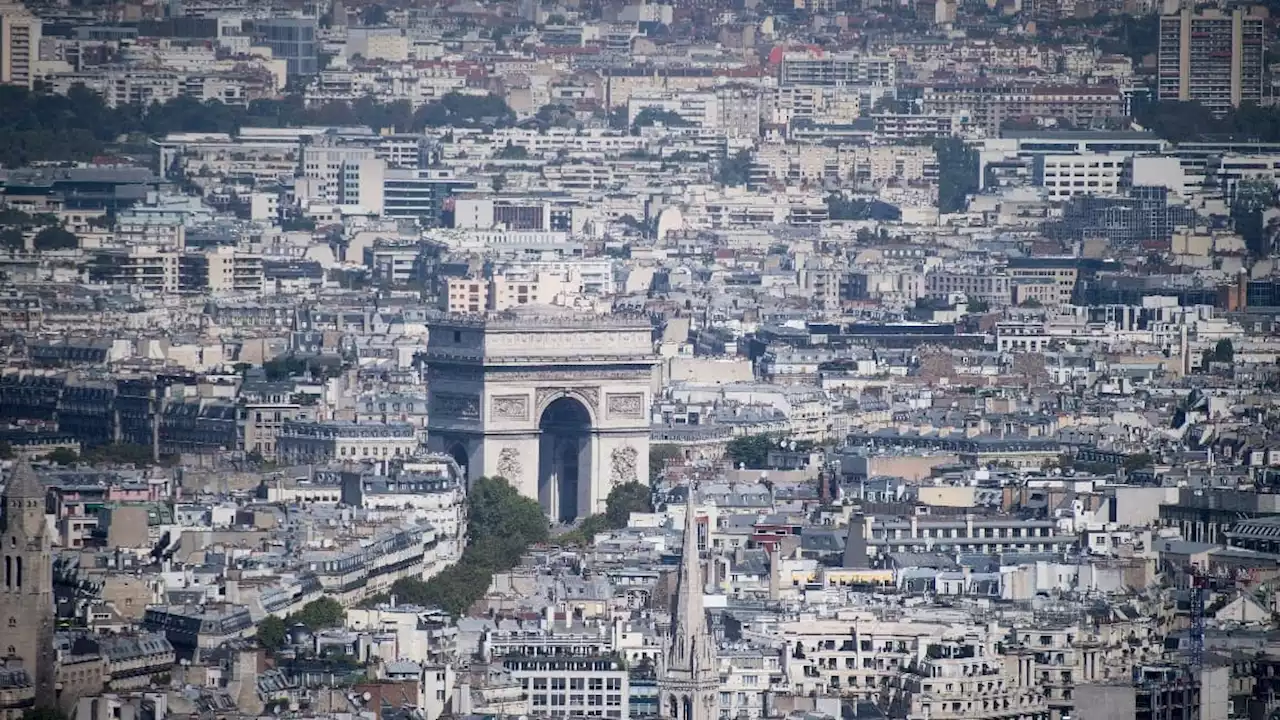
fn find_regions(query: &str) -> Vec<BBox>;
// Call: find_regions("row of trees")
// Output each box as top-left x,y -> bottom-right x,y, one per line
1136,101 -> 1280,145
363,476 -> 548,616
0,86 -> 519,168
43,443 -> 176,468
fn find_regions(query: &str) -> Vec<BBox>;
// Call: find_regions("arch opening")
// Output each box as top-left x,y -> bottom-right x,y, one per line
538,396 -> 591,523
446,443 -> 469,478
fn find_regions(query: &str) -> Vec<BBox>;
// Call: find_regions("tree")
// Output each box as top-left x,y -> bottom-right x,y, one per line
360,3 -> 388,25
468,475 -> 548,556
257,615 -> 288,650
604,482 -> 652,527
22,708 -> 68,720
32,226 -> 77,251
81,443 -> 158,467
1123,452 -> 1152,472
631,107 -> 693,132
934,137 -> 978,213
649,444 -> 682,478
411,92 -> 515,130
43,448 -> 79,466
365,477 -> 550,616
726,434 -> 776,469
1213,339 -> 1235,364
0,228 -> 24,250
494,142 -> 529,160
718,149 -> 753,187
290,597 -> 345,630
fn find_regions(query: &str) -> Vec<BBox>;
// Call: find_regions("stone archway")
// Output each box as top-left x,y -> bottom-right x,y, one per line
446,442 -> 469,478
537,396 -> 591,523
424,310 -> 657,521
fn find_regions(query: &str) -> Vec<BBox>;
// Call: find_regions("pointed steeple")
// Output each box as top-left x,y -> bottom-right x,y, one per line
2,462 -> 46,535
673,489 -> 707,660
658,484 -> 718,720
5,462 -> 43,498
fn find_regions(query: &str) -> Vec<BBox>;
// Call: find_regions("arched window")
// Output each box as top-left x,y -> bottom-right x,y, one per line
13,557 -> 20,589
3,556 -> 8,589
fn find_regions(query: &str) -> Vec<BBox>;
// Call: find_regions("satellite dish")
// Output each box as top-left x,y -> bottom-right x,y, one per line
362,692 -> 372,702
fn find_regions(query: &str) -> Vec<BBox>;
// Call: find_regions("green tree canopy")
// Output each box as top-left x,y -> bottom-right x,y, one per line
934,137 -> 977,214
411,92 -> 515,130
368,477 -> 549,616
1122,452 -> 1153,472
257,615 -> 288,650
43,448 -> 78,466
717,149 -> 753,187
649,444 -> 682,478
726,434 -> 777,469
289,597 -> 345,630
33,226 -> 77,251
631,107 -> 694,132
604,481 -> 653,527
495,141 -> 530,159
1,228 -> 25,250
1212,339 -> 1235,364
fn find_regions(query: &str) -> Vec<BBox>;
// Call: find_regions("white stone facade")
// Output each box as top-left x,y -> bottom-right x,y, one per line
425,309 -> 656,521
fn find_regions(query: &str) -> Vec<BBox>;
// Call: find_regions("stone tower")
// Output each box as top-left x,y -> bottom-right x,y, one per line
657,490 -> 718,720
1,463 -> 57,707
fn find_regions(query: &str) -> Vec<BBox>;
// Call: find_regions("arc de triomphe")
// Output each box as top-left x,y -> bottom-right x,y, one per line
424,308 -> 657,522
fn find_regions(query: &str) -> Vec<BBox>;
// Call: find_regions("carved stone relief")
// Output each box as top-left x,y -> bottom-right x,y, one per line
610,445 -> 639,487
490,395 -> 529,421
431,392 -> 480,420
536,386 -> 599,414
497,447 -> 522,480
607,393 -> 645,418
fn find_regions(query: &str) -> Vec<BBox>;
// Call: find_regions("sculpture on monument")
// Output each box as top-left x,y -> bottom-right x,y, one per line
497,447 -> 522,481
611,445 -> 639,487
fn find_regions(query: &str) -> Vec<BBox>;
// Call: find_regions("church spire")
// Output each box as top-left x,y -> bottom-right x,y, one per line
658,484 -> 718,720
1,462 -> 56,708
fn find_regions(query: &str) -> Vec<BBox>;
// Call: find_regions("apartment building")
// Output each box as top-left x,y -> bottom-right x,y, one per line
254,17 -> 317,77
924,268 -> 1013,305
1158,7 -> 1265,114
185,248 -> 265,295
1033,154 -> 1126,199
0,3 -> 40,89
301,524 -> 442,605
481,621 -> 629,719
1007,258 -> 1080,307
849,514 -> 1076,561
275,421 -> 419,465
778,615 -> 954,701
439,268 -> 586,313
921,84 -> 1123,135
241,382 -> 318,460
300,137 -> 386,212
89,248 -> 181,294
778,51 -> 896,88
900,642 -> 1049,720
